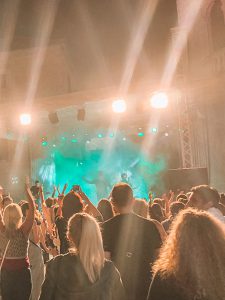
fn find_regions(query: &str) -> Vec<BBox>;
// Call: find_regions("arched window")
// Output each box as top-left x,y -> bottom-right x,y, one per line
210,0 -> 225,51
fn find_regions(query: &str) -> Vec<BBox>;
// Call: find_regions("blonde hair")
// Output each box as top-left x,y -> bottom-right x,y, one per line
153,208 -> 225,300
67,213 -> 104,283
3,203 -> 23,238
133,199 -> 148,218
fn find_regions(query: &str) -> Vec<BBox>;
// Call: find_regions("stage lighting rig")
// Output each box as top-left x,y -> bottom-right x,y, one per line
20,113 -> 31,125
112,99 -> 126,113
150,92 -> 168,109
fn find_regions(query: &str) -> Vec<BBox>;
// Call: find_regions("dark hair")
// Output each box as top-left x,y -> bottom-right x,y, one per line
21,202 -> 29,217
170,201 -> 185,217
111,183 -> 133,208
35,180 -> 39,184
220,193 -> 225,205
149,203 -> 165,223
97,199 -> 114,221
62,191 -> 83,220
178,198 -> 188,205
176,194 -> 188,201
153,198 -> 165,209
45,197 -> 54,208
191,185 -> 220,207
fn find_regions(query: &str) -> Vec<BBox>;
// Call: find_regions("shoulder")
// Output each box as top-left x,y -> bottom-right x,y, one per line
102,215 -> 121,228
133,213 -> 159,229
103,260 -> 121,277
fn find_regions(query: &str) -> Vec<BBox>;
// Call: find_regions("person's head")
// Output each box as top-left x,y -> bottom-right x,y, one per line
45,197 -> 54,208
133,199 -> 148,218
176,194 -> 187,202
153,198 -> 164,209
35,180 -> 40,187
149,203 -> 165,222
62,191 -> 83,220
3,203 -> 23,238
177,197 -> 188,205
189,185 -> 220,210
20,202 -> 29,217
153,208 -> 225,300
111,183 -> 134,213
97,199 -> 114,221
169,201 -> 185,218
121,173 -> 127,180
67,213 -> 104,283
220,193 -> 225,206
1,195 -> 13,210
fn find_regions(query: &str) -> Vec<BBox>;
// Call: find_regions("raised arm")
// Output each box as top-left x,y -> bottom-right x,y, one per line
79,190 -> 102,220
51,185 -> 57,198
21,184 -> 35,238
61,183 -> 68,195
0,210 -> 4,232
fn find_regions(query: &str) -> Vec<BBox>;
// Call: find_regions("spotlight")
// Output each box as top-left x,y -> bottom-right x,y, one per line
20,113 -> 31,125
151,127 -> 158,134
109,133 -> 115,138
164,132 -> 169,137
71,138 -> 78,143
150,92 -> 168,109
138,132 -> 144,137
41,137 -> 48,147
112,99 -> 126,113
98,134 -> 103,138
12,176 -> 19,184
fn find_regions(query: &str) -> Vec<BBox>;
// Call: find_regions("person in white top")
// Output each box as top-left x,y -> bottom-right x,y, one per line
188,185 -> 225,224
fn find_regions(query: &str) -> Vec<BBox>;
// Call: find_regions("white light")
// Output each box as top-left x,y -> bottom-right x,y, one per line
122,137 -> 127,141
150,92 -> 168,109
165,132 -> 169,137
20,113 -> 31,125
112,99 -> 127,113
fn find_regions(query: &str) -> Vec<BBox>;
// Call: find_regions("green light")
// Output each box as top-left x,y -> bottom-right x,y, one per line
151,127 -> 158,134
42,141 -> 48,147
71,139 -> 78,143
61,136 -> 66,141
109,133 -> 114,138
98,134 -> 103,138
138,132 -> 144,137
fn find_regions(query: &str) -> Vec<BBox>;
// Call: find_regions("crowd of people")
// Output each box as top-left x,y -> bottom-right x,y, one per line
0,179 -> 225,300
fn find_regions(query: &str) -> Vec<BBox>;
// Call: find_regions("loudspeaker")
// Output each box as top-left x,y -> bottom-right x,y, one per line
48,112 -> 59,124
165,168 -> 208,192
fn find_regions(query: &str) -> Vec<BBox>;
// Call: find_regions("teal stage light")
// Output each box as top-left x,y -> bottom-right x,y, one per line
42,141 -> 48,147
98,134 -> 103,138
109,133 -> 114,138
151,127 -> 158,134
71,138 -> 78,143
138,132 -> 144,137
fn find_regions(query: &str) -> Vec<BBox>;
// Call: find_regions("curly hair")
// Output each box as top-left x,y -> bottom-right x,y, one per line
153,208 -> 225,300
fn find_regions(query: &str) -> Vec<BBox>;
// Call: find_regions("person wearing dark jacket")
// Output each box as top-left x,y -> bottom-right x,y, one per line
40,213 -> 125,300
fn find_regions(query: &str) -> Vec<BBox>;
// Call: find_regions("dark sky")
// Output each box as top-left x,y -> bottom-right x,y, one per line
0,0 -> 178,91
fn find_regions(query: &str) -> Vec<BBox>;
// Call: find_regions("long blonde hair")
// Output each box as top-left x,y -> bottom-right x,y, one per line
67,213 -> 105,283
3,203 -> 23,239
153,208 -> 225,300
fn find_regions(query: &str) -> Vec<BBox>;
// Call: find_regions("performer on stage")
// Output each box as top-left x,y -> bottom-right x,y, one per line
83,171 -> 110,201
30,180 -> 41,199
121,172 -> 129,184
